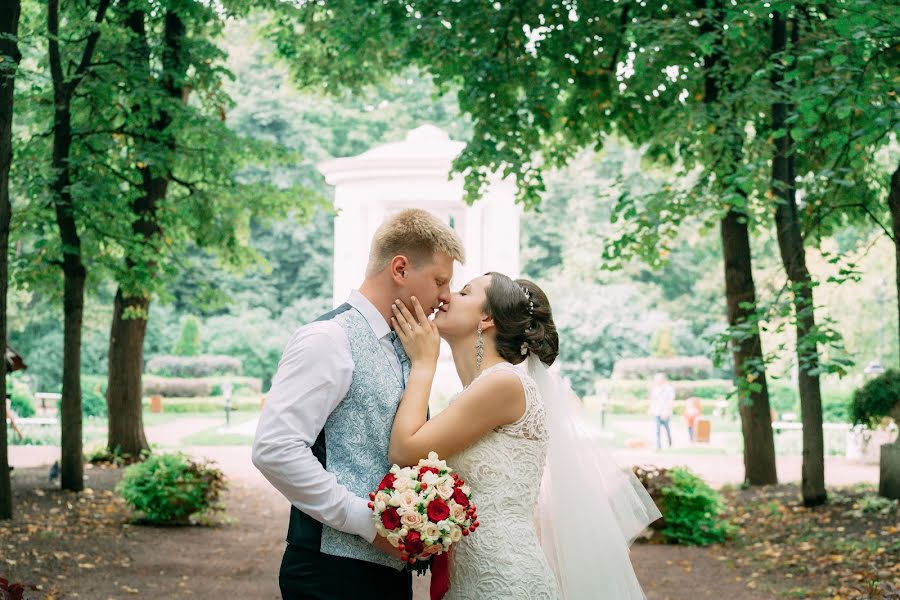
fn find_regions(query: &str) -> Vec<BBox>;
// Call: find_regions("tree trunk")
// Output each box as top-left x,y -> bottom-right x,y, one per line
106,9 -> 185,456
888,162 -> 900,367
771,11 -> 826,506
48,0 -> 111,491
0,0 -> 22,520
721,212 -> 779,485
106,290 -> 150,456
698,0 -> 777,485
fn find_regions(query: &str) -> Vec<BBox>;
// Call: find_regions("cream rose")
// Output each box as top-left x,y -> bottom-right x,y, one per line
434,480 -> 454,500
398,489 -> 418,511
450,504 -> 467,522
401,511 -> 424,528
450,525 -> 463,542
393,477 -> 414,493
422,522 -> 441,542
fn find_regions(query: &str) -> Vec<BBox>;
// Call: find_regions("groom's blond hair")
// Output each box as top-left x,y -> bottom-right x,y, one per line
366,209 -> 465,277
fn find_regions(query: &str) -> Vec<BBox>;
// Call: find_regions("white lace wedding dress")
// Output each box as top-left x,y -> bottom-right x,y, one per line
444,362 -> 561,600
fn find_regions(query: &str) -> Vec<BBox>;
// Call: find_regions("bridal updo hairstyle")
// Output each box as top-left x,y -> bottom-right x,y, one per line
484,273 -> 559,366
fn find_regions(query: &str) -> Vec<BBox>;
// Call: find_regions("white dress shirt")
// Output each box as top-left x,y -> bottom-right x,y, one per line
251,290 -> 401,543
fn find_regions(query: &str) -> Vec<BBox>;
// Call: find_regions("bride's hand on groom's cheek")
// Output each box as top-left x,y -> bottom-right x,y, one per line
391,297 -> 440,367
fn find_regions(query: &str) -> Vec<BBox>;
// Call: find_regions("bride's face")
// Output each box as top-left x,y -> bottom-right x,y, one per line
433,274 -> 492,339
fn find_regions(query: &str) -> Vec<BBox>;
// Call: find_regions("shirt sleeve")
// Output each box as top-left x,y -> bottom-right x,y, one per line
251,321 -> 376,542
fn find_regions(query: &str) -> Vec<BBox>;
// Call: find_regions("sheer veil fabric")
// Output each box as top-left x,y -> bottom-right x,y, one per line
528,354 -> 662,599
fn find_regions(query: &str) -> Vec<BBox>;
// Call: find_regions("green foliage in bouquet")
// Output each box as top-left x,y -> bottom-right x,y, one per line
117,453 -> 226,525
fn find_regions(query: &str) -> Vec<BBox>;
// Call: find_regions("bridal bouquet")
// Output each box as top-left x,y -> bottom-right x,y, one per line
368,452 -> 478,566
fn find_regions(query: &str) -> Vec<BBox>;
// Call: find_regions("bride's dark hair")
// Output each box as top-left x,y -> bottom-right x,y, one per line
483,273 -> 559,366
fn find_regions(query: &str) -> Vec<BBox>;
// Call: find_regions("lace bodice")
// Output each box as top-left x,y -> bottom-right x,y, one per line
444,362 -> 560,599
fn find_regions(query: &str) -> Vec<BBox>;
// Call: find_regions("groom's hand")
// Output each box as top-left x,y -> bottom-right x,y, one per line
371,533 -> 404,560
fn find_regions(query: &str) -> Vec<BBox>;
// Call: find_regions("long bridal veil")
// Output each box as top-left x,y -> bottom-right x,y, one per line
528,354 -> 661,600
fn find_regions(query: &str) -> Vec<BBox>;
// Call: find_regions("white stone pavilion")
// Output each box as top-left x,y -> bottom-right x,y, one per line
318,124 -> 521,397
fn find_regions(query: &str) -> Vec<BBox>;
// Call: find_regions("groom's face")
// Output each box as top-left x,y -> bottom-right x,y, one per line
400,251 -> 454,318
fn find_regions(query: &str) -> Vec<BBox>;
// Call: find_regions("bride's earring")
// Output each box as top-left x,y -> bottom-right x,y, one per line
475,325 -> 484,373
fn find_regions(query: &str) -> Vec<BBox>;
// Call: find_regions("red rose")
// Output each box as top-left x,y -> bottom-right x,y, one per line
377,473 -> 396,491
380,507 -> 401,530
427,498 -> 451,523
404,530 -> 424,555
451,487 -> 469,508
418,466 -> 440,480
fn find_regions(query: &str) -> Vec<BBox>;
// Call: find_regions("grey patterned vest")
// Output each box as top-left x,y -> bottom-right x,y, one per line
286,304 -> 407,570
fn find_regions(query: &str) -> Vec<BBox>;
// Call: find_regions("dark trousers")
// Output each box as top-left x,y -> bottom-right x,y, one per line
279,543 -> 412,600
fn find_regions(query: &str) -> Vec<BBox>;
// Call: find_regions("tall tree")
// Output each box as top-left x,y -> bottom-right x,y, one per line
47,0 -> 111,490
0,0 -> 23,519
770,10 -> 825,505
101,1 -> 313,456
890,164 -> 900,365
104,4 -> 189,457
700,0 -> 777,486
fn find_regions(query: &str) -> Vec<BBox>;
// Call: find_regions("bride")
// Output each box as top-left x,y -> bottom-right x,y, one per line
388,272 -> 660,599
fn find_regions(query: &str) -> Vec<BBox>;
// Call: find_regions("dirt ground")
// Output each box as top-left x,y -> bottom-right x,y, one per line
1,453 -> 773,600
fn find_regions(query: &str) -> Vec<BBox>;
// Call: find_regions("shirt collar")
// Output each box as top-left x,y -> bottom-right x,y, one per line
347,289 -> 392,340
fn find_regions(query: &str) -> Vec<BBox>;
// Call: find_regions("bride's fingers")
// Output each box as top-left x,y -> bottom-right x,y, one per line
390,317 -> 404,339
410,296 -> 430,326
395,299 -> 419,329
391,304 -> 411,333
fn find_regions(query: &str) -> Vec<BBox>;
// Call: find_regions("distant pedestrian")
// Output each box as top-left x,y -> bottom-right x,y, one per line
649,373 -> 675,450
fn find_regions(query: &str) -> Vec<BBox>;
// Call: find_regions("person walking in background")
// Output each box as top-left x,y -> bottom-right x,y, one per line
649,373 -> 675,450
683,396 -> 702,443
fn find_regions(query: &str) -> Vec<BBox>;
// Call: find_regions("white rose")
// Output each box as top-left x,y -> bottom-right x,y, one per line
399,527 -> 409,538
434,480 -> 454,500
401,511 -> 424,529
393,477 -> 413,493
450,504 -> 466,522
386,533 -> 402,548
398,489 -> 418,511
422,522 -> 441,542
421,471 -> 439,486
398,467 -> 414,480
375,491 -> 391,505
390,465 -> 401,475
388,493 -> 401,507
450,525 -> 463,542
422,487 -> 438,502
374,500 -> 387,513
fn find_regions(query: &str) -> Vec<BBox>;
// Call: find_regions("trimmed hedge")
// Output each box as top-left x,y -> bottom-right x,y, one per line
611,357 -> 714,381
142,375 -> 262,398
146,355 -> 242,378
590,378 -> 852,422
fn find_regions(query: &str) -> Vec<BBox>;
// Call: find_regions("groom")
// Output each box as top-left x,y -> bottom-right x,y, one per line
252,208 -> 465,600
